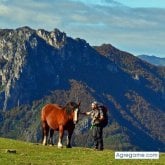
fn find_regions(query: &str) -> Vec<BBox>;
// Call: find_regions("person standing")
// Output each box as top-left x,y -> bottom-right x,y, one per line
83,101 -> 104,151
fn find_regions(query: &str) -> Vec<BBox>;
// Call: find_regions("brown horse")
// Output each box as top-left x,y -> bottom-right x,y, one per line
41,101 -> 80,148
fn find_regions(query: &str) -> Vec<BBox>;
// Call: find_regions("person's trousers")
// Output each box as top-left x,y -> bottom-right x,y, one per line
92,125 -> 103,149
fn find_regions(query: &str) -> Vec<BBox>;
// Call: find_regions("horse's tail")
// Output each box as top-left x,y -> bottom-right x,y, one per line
41,120 -> 49,145
41,106 -> 49,144
42,123 -> 44,142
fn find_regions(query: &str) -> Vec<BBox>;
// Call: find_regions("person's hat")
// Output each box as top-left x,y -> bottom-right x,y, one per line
92,101 -> 98,106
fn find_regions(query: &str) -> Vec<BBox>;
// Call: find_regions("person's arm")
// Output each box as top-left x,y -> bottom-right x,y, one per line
99,115 -> 104,121
80,111 -> 91,115
99,109 -> 104,121
86,112 -> 91,115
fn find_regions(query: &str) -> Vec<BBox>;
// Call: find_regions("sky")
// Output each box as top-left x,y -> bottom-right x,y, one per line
0,0 -> 165,57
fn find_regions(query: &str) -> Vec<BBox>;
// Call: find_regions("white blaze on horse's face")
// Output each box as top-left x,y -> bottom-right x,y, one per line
73,108 -> 79,124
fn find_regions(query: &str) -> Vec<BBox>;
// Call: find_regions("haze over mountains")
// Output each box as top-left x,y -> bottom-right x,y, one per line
0,27 -> 164,151
138,55 -> 165,66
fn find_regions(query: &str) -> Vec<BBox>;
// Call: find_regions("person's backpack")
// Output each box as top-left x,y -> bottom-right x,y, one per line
99,105 -> 108,127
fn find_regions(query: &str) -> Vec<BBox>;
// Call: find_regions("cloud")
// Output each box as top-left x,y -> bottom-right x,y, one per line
70,0 -> 123,7
0,4 -> 10,15
0,0 -> 64,29
0,0 -> 164,57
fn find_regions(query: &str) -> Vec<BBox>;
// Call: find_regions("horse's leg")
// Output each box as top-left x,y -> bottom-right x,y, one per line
66,127 -> 74,148
49,129 -> 54,146
58,125 -> 64,148
42,121 -> 49,145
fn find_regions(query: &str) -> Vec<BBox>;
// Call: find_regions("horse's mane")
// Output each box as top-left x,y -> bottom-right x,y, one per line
65,102 -> 78,115
52,104 -> 63,110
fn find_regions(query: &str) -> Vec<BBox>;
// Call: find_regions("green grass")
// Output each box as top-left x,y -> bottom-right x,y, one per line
0,137 -> 164,165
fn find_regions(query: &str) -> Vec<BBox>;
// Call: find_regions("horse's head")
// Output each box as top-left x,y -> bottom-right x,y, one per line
66,101 -> 81,124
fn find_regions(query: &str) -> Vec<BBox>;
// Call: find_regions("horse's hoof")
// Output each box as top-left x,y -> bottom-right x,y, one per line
57,142 -> 63,148
66,145 -> 72,148
58,146 -> 63,148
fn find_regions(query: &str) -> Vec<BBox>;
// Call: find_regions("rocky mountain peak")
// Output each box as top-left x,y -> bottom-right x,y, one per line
0,27 -> 33,111
0,27 -> 95,111
37,28 -> 67,48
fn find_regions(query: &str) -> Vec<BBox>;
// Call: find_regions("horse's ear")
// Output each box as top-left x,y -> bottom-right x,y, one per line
78,101 -> 81,107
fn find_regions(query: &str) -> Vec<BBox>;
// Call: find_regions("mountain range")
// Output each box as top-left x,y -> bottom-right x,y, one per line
0,27 -> 164,151
138,55 -> 165,66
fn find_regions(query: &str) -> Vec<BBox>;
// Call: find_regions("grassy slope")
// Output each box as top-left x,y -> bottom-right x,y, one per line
0,138 -> 164,165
